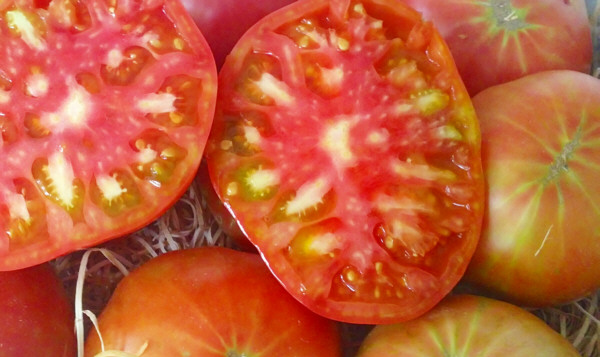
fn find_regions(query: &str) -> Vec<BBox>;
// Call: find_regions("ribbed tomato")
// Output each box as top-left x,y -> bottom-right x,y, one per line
465,70 -> 600,307
357,294 -> 580,356
84,247 -> 342,356
205,0 -> 485,324
0,0 -> 217,270
400,0 -> 592,95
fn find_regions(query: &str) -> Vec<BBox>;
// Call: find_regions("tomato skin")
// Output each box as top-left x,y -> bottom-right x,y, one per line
206,0 -> 484,324
400,0 -> 592,95
84,247 -> 342,356
180,0 -> 297,68
356,294 -> 580,356
465,70 -> 600,307
0,0 -> 217,270
0,263 -> 76,357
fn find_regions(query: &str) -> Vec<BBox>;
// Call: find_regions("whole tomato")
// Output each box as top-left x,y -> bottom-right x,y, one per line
465,70 -> 600,307
84,247 -> 342,356
180,0 -> 297,67
0,263 -> 76,357
400,0 -> 592,95
357,294 -> 580,356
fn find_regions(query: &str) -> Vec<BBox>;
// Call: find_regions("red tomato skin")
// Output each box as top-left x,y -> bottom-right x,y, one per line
180,0 -> 297,68
400,0 -> 592,95
357,294 -> 580,356
0,0 -> 217,271
206,0 -> 485,324
84,247 -> 342,356
466,70 -> 600,307
0,263 -> 76,357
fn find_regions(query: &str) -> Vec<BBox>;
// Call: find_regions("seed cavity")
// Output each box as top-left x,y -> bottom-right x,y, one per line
253,73 -> 294,106
95,173 -> 127,201
137,92 -> 177,114
5,10 -> 46,51
391,158 -> 456,182
46,152 -> 76,207
226,182 -> 239,196
411,89 -> 450,116
6,191 -> 30,222
244,167 -> 280,197
434,125 -> 463,141
285,177 -> 331,216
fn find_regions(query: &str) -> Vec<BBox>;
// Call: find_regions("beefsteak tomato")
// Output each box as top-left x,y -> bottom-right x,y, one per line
400,0 -> 592,95
180,0 -> 297,68
0,0 -> 217,270
465,70 -> 600,307
0,263 -> 76,357
356,294 -> 580,356
84,247 -> 342,356
205,0 -> 485,324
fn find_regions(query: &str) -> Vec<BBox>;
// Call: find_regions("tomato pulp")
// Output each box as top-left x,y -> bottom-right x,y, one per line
205,0 -> 485,324
196,160 -> 253,251
0,0 -> 217,270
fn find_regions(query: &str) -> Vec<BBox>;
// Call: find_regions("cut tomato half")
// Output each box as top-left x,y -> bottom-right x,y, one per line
0,0 -> 217,270
205,0 -> 485,324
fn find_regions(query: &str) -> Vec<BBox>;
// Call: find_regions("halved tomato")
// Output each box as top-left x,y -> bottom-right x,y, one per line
0,0 -> 217,270
84,247 -> 343,356
205,0 -> 485,324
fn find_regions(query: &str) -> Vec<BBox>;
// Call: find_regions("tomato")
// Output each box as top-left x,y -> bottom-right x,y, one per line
400,0 -> 592,95
0,0 -> 217,270
356,294 -> 580,356
464,70 -> 600,307
84,247 -> 342,356
205,0 -> 485,324
0,263 -> 76,356
180,0 -> 296,68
